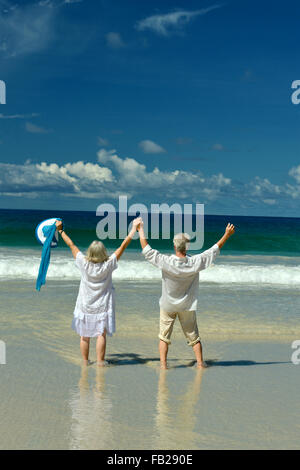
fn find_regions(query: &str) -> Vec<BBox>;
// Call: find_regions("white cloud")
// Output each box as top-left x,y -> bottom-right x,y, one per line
105,32 -> 126,49
244,173 -> 300,204
97,147 -> 230,200
2,148 -> 300,210
63,0 -> 83,4
0,148 -> 231,201
62,161 -> 114,184
289,165 -> 300,184
38,0 -> 53,5
25,122 -> 52,134
139,140 -> 166,154
0,113 -> 39,119
0,191 -> 40,198
97,148 -> 119,164
98,136 -> 109,147
212,143 -> 224,151
0,1 -> 56,57
176,137 -> 193,145
250,177 -> 281,197
0,160 -> 114,198
136,5 -> 222,36
210,173 -> 231,186
262,199 -> 276,205
285,184 -> 300,200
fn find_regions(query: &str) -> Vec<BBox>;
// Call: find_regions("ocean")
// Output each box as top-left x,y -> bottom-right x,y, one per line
0,208 -> 300,449
1,208 -> 300,284
1,208 -> 300,255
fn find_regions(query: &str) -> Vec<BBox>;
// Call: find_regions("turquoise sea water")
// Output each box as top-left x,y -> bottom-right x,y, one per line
0,208 -> 300,288
0,208 -> 300,256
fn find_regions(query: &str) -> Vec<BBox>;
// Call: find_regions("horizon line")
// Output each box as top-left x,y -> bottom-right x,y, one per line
0,206 -> 299,220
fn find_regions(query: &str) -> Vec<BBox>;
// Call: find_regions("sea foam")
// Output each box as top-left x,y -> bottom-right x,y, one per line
0,252 -> 300,285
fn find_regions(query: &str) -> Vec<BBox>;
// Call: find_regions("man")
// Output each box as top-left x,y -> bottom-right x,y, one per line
137,221 -> 235,369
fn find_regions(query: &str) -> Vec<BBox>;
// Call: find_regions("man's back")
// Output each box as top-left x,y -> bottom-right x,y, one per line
142,243 -> 219,312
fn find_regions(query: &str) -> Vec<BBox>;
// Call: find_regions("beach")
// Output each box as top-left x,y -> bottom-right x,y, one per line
0,274 -> 300,450
0,210 -> 300,449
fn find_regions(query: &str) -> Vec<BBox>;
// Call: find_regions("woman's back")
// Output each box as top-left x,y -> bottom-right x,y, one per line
74,251 -> 118,320
76,251 -> 117,283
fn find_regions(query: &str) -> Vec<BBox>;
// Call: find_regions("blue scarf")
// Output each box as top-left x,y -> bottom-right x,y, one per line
36,218 -> 62,291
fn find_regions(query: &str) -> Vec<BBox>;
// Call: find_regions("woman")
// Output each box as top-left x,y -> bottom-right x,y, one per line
55,217 -> 141,366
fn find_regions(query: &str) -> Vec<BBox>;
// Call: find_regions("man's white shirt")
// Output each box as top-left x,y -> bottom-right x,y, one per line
142,243 -> 220,312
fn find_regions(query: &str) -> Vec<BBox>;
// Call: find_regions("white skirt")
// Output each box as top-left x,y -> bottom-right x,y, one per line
72,311 -> 115,338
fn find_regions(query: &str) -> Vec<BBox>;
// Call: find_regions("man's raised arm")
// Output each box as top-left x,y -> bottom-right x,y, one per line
137,220 -> 169,269
216,223 -> 235,249
137,220 -> 148,250
193,223 -> 235,272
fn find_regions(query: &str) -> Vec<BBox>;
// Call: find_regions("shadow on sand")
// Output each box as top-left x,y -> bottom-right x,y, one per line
107,353 -> 159,366
205,359 -> 291,367
107,353 -> 195,368
106,354 -> 291,368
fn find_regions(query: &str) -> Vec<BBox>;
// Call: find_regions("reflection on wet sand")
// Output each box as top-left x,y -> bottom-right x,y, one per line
69,366 -> 113,449
154,368 -> 204,449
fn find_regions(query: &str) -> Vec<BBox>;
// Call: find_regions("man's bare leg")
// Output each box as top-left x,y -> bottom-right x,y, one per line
96,330 -> 107,366
193,341 -> 207,368
159,340 -> 168,369
80,336 -> 90,365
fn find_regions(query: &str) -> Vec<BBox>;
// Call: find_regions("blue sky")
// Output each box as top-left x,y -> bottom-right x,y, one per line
1,0 -> 300,215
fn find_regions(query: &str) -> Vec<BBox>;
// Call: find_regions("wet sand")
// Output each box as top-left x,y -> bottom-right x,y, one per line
0,280 -> 299,449
0,338 -> 299,449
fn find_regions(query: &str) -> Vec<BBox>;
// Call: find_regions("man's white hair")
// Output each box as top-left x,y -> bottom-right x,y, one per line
173,233 -> 190,254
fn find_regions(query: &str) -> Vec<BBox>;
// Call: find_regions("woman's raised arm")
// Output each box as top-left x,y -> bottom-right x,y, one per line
56,220 -> 80,259
114,217 -> 142,260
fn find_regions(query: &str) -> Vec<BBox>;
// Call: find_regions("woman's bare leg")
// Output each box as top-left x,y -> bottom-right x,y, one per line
80,336 -> 90,365
96,330 -> 107,365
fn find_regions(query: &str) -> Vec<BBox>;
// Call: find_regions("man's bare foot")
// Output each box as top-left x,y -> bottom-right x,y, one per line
196,361 -> 207,369
160,363 -> 168,370
97,360 -> 108,367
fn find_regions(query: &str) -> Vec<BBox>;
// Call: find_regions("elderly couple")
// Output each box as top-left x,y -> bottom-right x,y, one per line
55,218 -> 235,369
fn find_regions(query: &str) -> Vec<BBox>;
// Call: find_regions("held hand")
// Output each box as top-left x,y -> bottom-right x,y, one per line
132,217 -> 143,230
136,218 -> 144,232
225,223 -> 235,237
56,220 -> 63,232
129,217 -> 143,236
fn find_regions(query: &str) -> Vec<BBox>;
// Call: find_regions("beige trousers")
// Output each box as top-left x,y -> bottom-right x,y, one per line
159,308 -> 200,346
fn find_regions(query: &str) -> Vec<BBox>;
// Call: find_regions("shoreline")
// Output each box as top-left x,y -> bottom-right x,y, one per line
1,279 -> 300,346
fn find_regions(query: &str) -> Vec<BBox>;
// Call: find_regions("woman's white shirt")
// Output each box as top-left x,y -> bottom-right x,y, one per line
73,251 -> 118,319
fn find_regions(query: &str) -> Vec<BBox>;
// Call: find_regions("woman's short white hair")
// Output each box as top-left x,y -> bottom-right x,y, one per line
86,240 -> 109,263
173,233 -> 191,254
